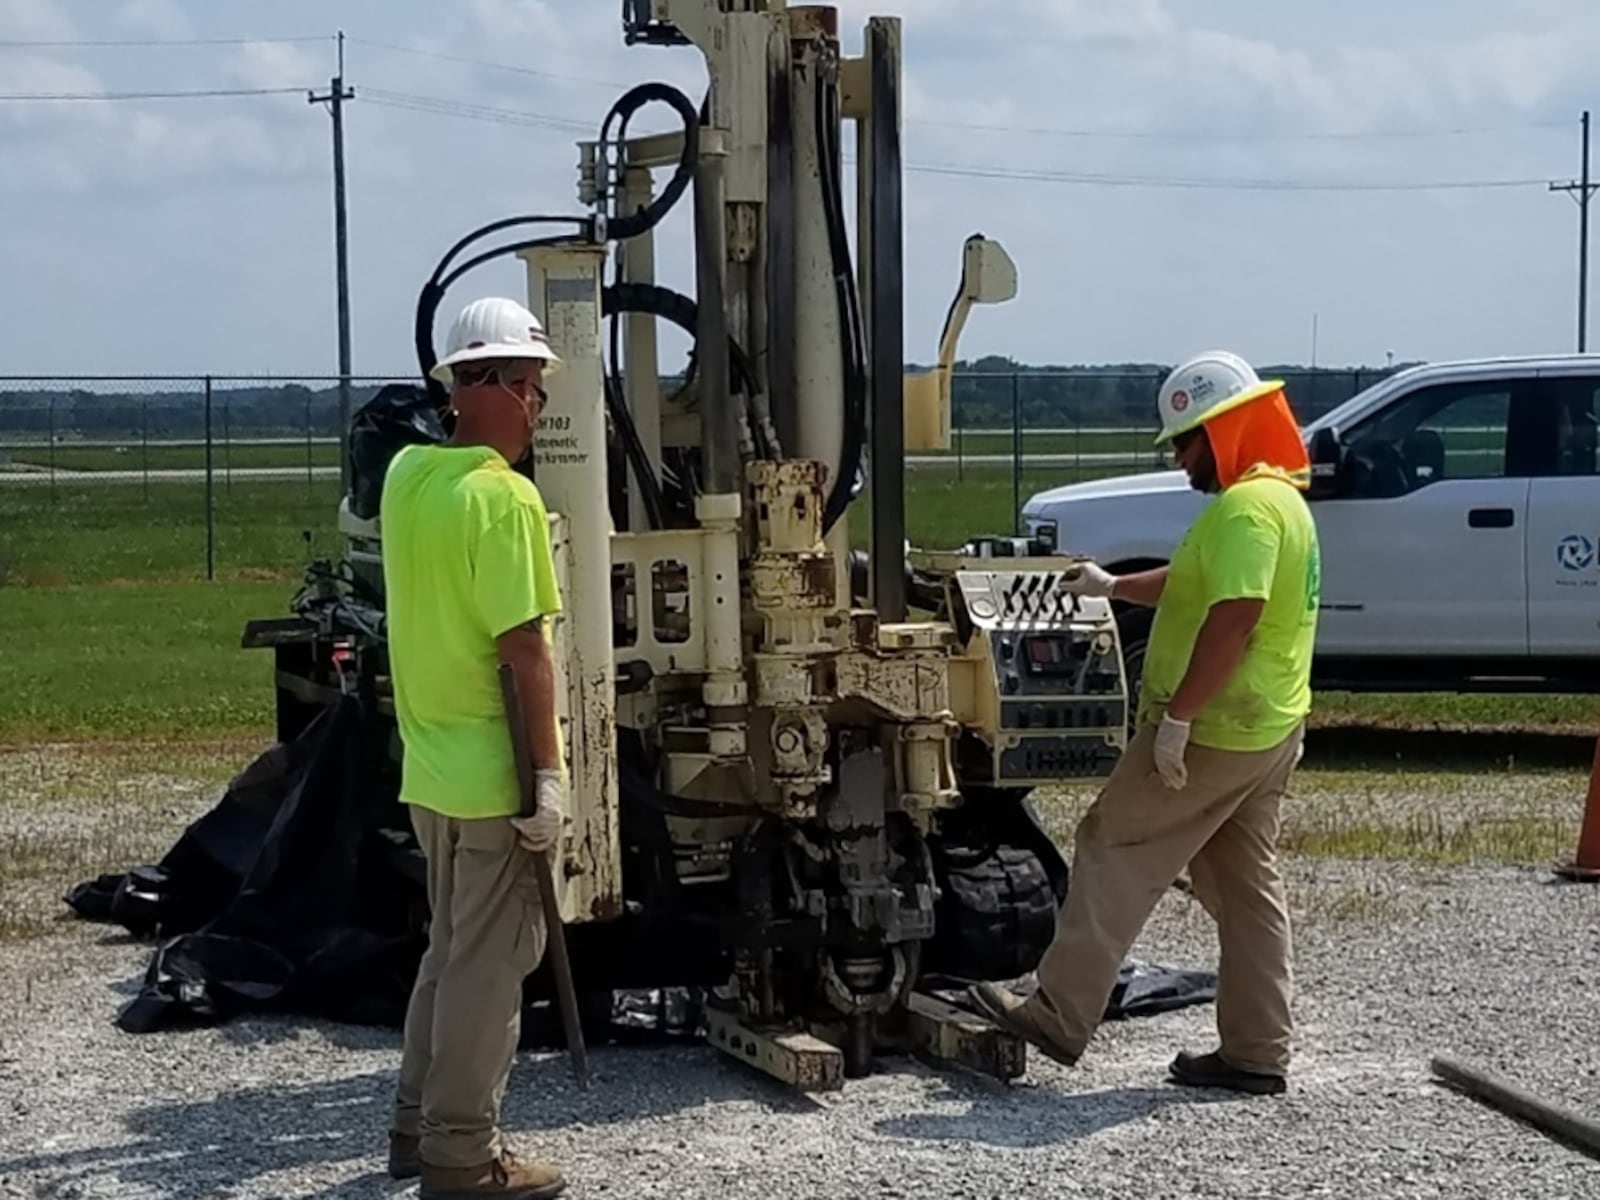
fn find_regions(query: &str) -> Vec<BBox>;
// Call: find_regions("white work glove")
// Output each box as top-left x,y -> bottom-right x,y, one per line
1059,562 -> 1116,598
511,769 -> 565,854
1153,714 -> 1191,790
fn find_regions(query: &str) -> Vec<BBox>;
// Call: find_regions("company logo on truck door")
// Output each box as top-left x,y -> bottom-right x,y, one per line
1556,533 -> 1595,572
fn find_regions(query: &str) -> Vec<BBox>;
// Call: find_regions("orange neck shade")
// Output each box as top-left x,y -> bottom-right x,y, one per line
1202,387 -> 1311,490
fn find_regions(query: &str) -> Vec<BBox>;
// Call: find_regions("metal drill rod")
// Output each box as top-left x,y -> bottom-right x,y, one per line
498,661 -> 591,1091
1431,1056 -> 1600,1162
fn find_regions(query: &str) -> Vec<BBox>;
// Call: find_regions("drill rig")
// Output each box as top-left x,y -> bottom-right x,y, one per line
253,2 -> 1129,1090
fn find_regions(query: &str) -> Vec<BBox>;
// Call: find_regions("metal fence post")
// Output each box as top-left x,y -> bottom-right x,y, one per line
204,376 -> 216,581
47,396 -> 56,499
1011,372 -> 1022,535
955,396 -> 964,481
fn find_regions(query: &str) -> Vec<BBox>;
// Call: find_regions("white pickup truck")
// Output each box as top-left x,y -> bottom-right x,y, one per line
1021,354 -> 1600,698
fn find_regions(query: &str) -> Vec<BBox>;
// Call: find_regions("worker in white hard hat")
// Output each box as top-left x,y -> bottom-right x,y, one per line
381,296 -> 570,1199
972,350 -> 1320,1097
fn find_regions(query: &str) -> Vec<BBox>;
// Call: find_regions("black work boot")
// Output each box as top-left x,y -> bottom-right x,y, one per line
1168,1049 -> 1286,1096
388,1131 -> 420,1180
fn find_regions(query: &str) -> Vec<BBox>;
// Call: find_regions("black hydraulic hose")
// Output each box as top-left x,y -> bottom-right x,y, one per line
605,305 -> 668,531
601,82 -> 699,243
413,221 -> 591,402
814,65 -> 869,534
439,235 -> 577,293
431,215 -> 587,287
603,282 -> 760,398
605,369 -> 668,530
597,282 -> 766,530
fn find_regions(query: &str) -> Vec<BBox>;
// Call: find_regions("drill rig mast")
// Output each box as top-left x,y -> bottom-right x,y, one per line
260,1 -> 1130,1090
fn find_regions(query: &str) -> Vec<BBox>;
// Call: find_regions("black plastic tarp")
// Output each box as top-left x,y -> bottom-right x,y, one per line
345,383 -> 449,521
67,696 -> 1215,1040
67,697 -> 426,1031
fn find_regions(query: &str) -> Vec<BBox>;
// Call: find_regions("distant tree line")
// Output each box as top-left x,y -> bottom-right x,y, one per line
938,356 -> 1418,429
0,359 -> 1418,439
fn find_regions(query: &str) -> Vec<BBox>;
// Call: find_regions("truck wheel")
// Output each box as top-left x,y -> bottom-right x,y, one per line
1115,606 -> 1152,739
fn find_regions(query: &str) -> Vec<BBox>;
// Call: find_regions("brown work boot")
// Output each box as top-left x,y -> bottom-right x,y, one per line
419,1149 -> 567,1200
1168,1049 -> 1286,1096
968,982 -> 1080,1067
388,1131 -> 420,1180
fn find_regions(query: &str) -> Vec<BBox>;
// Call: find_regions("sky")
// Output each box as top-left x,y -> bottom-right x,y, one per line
0,0 -> 1596,379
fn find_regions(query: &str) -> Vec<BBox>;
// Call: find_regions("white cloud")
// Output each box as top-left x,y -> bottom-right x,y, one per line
469,0 -> 589,51
0,54 -> 118,136
0,0 -> 74,40
114,0 -> 191,38
832,0 -> 1172,43
230,40 -> 324,90
0,0 -> 1590,374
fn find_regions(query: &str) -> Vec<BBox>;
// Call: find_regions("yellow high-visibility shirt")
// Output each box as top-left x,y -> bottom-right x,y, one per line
380,444 -> 562,818
1137,475 -> 1320,752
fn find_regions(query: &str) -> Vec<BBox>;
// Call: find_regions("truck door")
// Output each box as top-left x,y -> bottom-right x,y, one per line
1312,376 -> 1534,658
1525,370 -> 1600,657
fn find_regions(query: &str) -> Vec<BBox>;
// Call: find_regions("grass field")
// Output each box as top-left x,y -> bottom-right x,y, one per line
2,465 -> 1595,743
0,422 -> 1509,470
0,479 -> 343,585
4,443 -> 341,473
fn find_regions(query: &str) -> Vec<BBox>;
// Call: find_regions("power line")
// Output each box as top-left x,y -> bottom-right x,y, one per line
901,160 -> 1551,192
0,36 -> 329,47
919,117 -> 1572,142
361,87 -> 594,133
345,36 -> 1566,149
0,86 -> 310,101
354,88 -> 1552,193
346,37 -> 629,90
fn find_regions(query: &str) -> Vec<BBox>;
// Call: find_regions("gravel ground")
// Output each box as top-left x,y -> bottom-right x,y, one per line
3,745 -> 1599,1198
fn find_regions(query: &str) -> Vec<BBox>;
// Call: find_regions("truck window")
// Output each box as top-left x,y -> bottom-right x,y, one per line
1338,381 -> 1512,500
1542,375 -> 1600,476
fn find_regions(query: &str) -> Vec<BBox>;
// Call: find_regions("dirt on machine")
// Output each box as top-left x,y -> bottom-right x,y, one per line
246,1 -> 1132,1091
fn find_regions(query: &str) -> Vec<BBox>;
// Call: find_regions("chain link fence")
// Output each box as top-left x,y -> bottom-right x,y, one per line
0,367 -> 1392,585
0,375 -> 401,587
927,366 -> 1392,534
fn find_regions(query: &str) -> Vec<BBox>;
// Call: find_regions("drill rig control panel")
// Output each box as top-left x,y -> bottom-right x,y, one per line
954,568 -> 1128,786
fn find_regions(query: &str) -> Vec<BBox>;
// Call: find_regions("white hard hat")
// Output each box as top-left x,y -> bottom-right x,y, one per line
429,296 -> 561,384
1154,350 -> 1283,445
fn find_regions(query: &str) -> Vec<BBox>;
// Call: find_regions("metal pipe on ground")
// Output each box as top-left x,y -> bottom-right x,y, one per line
1431,1056 -> 1600,1162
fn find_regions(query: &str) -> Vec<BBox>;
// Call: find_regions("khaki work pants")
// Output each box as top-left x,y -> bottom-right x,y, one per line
393,807 -> 548,1169
1034,721 -> 1303,1075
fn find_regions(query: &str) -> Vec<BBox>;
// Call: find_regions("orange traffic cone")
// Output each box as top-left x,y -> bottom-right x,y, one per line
1555,736 -> 1600,882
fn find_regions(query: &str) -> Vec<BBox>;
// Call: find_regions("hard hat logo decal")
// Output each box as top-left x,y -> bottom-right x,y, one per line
1170,390 -> 1190,413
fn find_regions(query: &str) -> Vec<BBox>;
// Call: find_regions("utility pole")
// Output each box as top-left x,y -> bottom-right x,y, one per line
1550,109 -> 1595,352
310,31 -> 355,489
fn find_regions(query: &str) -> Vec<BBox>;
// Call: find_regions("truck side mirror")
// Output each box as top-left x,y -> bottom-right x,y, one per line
1306,427 -> 1344,500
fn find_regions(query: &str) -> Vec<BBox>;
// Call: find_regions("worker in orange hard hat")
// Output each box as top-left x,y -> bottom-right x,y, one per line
972,350 -> 1320,1097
